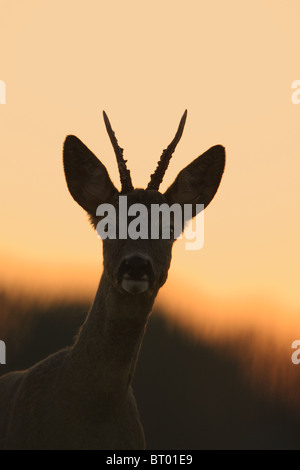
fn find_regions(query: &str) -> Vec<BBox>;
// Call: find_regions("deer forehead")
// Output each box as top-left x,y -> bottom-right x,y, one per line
119,189 -> 167,207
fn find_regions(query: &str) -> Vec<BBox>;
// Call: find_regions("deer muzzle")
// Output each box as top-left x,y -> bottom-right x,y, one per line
117,255 -> 154,294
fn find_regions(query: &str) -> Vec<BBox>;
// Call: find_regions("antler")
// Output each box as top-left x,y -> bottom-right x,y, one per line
147,110 -> 187,191
103,111 -> 134,193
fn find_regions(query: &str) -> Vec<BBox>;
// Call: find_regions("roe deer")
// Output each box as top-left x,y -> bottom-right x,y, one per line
0,110 -> 225,449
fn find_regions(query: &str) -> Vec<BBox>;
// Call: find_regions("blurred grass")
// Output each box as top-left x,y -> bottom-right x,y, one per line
0,288 -> 300,449
0,289 -> 88,371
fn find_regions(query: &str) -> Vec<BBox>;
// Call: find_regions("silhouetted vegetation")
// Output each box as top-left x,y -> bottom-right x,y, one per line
0,291 -> 299,449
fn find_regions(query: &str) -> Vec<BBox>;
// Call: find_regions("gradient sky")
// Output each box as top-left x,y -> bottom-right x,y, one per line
0,1 -> 300,340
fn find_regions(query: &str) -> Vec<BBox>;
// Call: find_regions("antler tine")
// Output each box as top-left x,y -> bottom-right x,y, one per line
147,110 -> 188,191
103,111 -> 134,193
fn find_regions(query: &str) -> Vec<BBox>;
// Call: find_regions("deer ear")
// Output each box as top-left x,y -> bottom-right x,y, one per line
163,145 -> 225,218
63,135 -> 118,216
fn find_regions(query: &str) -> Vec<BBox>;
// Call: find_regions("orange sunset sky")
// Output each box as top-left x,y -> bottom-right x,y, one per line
0,1 -> 300,341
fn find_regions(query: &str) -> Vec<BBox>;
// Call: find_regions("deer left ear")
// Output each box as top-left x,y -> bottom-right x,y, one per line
163,145 -> 225,217
63,135 -> 118,216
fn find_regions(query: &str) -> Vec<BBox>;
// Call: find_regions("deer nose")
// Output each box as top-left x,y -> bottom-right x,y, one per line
118,255 -> 154,294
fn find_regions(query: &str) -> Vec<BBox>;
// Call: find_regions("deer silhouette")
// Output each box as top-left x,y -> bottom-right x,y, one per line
0,111 -> 225,449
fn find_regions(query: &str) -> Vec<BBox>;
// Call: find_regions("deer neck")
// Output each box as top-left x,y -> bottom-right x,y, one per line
69,271 -> 156,401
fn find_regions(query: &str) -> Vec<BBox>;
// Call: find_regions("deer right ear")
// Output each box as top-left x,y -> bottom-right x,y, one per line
163,145 -> 225,218
63,135 -> 118,216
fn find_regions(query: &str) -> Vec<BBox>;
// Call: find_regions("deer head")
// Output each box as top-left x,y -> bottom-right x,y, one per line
63,111 -> 225,296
